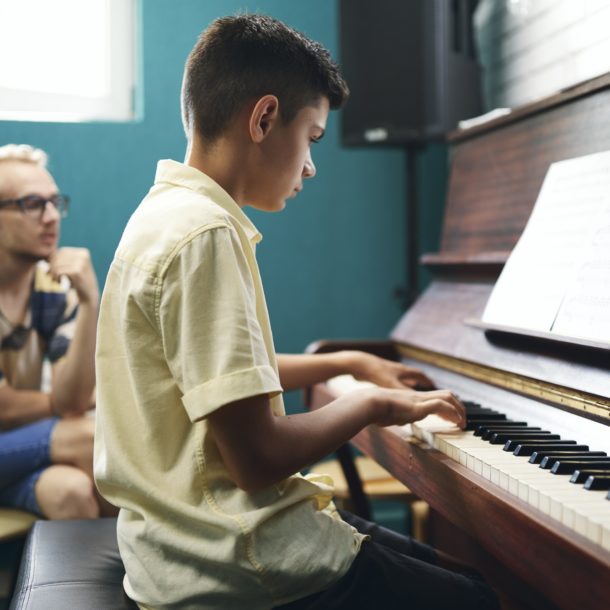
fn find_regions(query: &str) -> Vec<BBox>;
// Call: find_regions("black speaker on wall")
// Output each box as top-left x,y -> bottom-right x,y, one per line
339,0 -> 482,146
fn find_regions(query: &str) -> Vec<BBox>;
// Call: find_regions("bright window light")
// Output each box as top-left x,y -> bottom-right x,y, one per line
0,0 -> 137,122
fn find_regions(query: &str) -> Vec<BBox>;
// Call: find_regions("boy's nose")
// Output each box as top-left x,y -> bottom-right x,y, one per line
303,153 -> 316,179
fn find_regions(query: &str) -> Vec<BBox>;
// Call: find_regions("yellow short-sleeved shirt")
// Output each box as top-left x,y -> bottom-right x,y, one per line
94,160 -> 363,610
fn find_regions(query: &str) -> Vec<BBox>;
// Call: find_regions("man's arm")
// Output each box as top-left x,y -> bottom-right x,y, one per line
208,387 -> 464,493
0,383 -> 53,430
277,351 -> 434,392
49,248 -> 99,415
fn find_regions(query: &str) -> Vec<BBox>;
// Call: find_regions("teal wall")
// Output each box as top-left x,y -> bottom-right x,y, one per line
0,0 -> 447,367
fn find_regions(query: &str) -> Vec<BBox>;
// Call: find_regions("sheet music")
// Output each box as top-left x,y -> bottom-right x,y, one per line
482,150 -> 610,344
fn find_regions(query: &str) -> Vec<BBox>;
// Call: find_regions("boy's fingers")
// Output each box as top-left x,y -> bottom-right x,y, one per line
421,398 -> 464,426
400,370 -> 435,389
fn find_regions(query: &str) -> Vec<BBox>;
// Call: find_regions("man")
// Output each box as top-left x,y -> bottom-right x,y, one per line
0,143 -> 109,519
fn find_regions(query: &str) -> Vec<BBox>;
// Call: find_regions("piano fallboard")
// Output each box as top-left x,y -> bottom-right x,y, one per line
310,359 -> 610,610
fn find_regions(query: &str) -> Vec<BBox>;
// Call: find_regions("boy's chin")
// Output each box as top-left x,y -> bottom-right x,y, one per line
250,198 -> 287,213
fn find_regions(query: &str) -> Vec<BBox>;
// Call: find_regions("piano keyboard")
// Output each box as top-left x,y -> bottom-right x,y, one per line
326,374 -> 610,552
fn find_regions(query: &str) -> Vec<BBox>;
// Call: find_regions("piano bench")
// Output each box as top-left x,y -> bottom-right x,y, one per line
9,518 -> 137,610
309,456 -> 430,541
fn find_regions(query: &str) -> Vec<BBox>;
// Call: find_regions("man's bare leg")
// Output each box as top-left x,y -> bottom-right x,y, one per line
48,417 -> 118,517
35,464 -> 100,519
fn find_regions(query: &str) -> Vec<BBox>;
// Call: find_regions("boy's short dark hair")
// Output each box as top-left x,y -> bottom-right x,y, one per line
182,14 -> 349,143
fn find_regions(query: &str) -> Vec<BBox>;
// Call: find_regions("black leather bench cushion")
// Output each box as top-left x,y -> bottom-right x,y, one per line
10,518 -> 137,610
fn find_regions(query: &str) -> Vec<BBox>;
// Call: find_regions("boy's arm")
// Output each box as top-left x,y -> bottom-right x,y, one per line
276,351 -> 434,392
49,248 -> 99,415
208,387 -> 464,493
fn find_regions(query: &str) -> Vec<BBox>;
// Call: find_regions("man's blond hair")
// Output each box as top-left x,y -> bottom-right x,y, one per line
0,144 -> 48,167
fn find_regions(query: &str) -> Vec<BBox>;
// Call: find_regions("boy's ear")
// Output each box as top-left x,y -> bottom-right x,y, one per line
249,95 -> 280,143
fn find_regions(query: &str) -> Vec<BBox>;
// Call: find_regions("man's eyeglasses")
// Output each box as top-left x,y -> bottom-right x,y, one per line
0,194 -> 69,221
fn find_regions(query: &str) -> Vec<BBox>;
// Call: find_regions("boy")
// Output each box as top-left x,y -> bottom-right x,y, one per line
95,15 -> 499,610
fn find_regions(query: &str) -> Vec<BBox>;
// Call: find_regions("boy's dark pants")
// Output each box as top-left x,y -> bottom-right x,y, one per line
275,509 -> 500,610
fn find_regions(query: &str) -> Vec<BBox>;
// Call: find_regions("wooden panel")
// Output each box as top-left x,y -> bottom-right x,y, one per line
440,76 -> 610,254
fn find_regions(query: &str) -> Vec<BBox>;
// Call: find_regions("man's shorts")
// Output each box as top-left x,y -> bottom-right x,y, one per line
0,418 -> 58,515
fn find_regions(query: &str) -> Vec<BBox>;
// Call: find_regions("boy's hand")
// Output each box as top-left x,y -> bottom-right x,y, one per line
48,247 -> 100,306
347,351 -> 435,390
366,387 -> 466,429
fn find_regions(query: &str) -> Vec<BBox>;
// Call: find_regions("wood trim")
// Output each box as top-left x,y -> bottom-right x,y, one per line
421,251 -> 510,266
396,343 -> 610,422
448,72 -> 610,143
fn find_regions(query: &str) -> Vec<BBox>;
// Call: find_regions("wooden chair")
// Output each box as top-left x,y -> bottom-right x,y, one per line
0,509 -> 36,542
309,449 -> 429,542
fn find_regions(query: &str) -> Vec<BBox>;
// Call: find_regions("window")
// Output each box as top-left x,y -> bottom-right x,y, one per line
0,0 -> 137,122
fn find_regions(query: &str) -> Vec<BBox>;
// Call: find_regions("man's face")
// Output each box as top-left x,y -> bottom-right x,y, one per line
249,96 -> 329,212
0,161 -> 61,263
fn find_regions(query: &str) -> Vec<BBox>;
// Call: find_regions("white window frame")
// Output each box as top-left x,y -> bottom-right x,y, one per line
0,0 -> 137,122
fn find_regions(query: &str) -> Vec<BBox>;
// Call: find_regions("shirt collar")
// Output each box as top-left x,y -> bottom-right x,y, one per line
154,159 -> 262,244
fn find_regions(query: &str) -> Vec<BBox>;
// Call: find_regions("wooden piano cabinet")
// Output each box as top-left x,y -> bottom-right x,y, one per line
427,511 -> 559,610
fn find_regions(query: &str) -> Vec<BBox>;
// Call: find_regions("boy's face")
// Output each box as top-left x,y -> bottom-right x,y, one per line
0,161 -> 61,263
249,96 -> 329,212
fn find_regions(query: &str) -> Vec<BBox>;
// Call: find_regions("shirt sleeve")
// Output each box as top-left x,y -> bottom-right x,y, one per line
158,225 -> 282,422
30,277 -> 78,364
47,302 -> 77,363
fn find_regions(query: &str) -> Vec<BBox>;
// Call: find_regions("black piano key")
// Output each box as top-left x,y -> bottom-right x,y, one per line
584,475 -> 610,491
538,451 -> 596,468
467,413 -> 507,423
504,438 -> 577,452
464,406 -> 495,413
490,432 -> 558,445
474,422 -> 529,437
465,419 -> 511,431
570,469 -> 610,484
529,450 -> 604,465
480,426 -> 539,440
550,459 -> 610,475
513,443 -> 589,457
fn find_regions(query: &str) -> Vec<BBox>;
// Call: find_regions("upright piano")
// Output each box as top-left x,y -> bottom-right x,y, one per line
308,73 -> 610,610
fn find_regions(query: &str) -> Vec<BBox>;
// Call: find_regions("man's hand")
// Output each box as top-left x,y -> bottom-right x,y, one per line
48,248 -> 99,306
347,351 -> 435,390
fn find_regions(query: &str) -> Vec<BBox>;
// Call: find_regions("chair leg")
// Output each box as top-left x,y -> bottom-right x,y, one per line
410,500 -> 430,543
335,445 -> 372,521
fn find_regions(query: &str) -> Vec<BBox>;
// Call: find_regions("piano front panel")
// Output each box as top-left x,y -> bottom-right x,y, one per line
391,280 -> 610,407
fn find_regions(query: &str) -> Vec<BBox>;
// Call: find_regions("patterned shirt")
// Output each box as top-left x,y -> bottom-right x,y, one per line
0,261 -> 77,391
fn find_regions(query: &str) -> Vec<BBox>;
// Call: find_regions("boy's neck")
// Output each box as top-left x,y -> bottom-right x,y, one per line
185,134 -> 249,208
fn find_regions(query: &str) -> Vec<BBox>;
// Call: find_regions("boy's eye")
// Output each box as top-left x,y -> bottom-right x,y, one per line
310,137 -> 320,144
